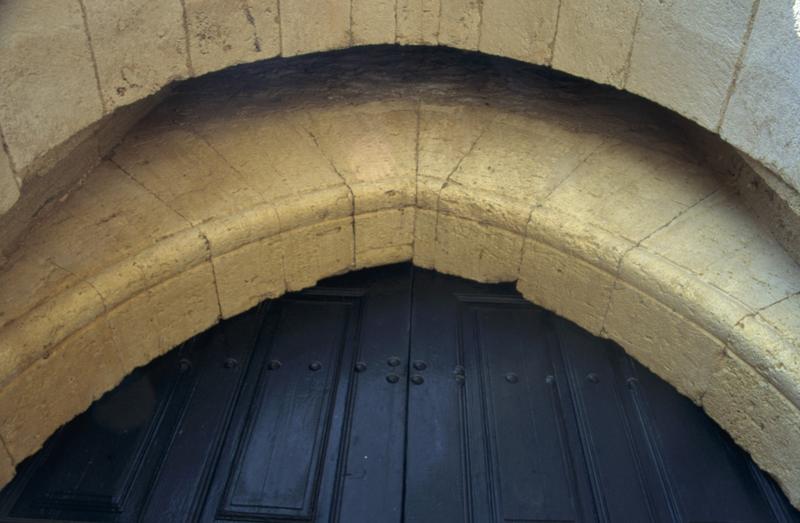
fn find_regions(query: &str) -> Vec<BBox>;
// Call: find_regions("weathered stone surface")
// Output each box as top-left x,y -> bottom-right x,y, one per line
417,103 -> 496,209
296,102 -> 418,213
280,0 -> 350,56
725,294 -> 800,408
518,239 -> 614,335
440,113 -> 606,233
213,234 -> 285,319
185,0 -> 280,76
721,0 -> 800,188
0,316 -> 126,461
352,0 -> 396,45
355,208 -> 415,268
22,162 -> 192,280
113,127 -> 266,226
480,0 -> 559,64
189,111 -> 346,205
0,446 -> 13,485
412,208 -> 437,269
434,214 -> 522,283
542,141 -> 719,244
396,0 -> 440,45
604,279 -> 725,401
626,0 -> 754,129
0,147 -> 18,214
107,262 -> 219,371
552,0 -> 640,87
704,351 -> 800,507
0,1 -> 103,173
83,0 -> 189,110
438,0 -> 481,50
641,190 -> 800,311
280,218 -> 354,291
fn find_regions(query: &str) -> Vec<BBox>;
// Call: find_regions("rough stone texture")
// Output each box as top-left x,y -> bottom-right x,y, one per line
352,0 -> 396,45
641,190 -> 800,311
626,0 -> 754,130
438,0 -> 482,50
0,316 -> 126,461
704,351 -> 800,508
517,239 -> 614,336
280,0 -> 350,56
214,232 -> 285,319
396,0 -> 440,45
0,51 -> 798,506
480,0 -> 560,64
0,4 -> 797,219
0,446 -> 13,486
721,0 -> 800,188
83,0 -> 188,110
0,147 -> 18,215
0,1 -> 103,174
185,0 -> 280,76
107,262 -> 219,370
355,208 -> 415,269
552,0 -> 640,87
604,279 -> 725,402
434,215 -> 522,282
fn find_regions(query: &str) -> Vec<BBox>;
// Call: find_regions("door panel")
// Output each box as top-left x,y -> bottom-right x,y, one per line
0,264 -> 796,523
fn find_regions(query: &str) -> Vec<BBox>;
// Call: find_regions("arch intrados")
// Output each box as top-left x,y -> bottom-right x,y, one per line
0,50 -> 798,507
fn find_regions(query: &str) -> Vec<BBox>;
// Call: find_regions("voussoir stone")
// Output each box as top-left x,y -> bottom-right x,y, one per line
184,0 -> 280,76
480,0 -> 560,65
552,0 -> 640,87
0,1 -> 103,175
280,0 -> 350,57
83,0 -> 189,110
352,0 -> 396,45
626,0 -> 754,129
721,0 -> 800,188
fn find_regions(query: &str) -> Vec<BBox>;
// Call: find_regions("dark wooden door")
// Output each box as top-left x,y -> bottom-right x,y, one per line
0,265 -> 797,522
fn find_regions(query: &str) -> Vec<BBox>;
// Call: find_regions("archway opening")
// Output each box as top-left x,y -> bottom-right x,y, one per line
0,46 -> 797,508
1,265 -> 796,522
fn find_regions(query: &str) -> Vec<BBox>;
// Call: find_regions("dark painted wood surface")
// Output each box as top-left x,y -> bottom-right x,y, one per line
0,264 -> 796,522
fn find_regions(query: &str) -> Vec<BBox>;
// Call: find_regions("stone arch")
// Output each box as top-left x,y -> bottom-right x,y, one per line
0,0 -> 798,220
0,51 -> 798,507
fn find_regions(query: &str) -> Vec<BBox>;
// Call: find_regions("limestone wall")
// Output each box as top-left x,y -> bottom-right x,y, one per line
0,0 -> 798,217
0,55 -> 798,507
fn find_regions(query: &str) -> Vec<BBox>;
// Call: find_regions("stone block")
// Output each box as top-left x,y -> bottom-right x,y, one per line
626,0 -> 754,129
434,214 -> 522,283
84,0 -> 189,109
551,0 -> 639,87
0,147 -> 18,215
213,235 -> 286,319
720,0 -> 800,190
480,0 -> 559,64
641,190 -> 800,311
703,351 -> 800,507
438,0 -> 481,50
106,262 -> 220,370
185,0 -> 280,76
280,0 -> 350,56
279,218 -> 354,291
352,0 -> 396,45
604,278 -> 725,401
396,0 -> 440,45
412,208 -> 437,269
0,316 -> 126,461
0,1 -> 103,172
355,207 -> 415,268
517,239 -> 615,335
